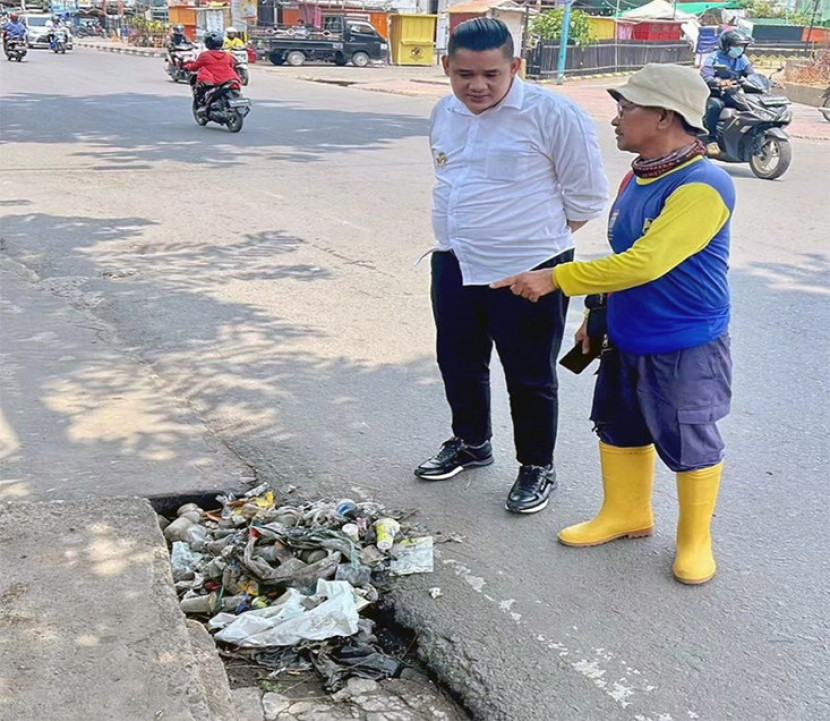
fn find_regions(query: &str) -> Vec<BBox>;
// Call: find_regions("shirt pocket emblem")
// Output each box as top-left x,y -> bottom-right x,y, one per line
435,152 -> 448,169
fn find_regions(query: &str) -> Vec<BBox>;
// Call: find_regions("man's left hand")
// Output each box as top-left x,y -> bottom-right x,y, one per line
490,269 -> 558,302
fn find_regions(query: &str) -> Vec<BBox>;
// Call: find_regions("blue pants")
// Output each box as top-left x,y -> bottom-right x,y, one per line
431,250 -> 572,467
590,335 -> 732,472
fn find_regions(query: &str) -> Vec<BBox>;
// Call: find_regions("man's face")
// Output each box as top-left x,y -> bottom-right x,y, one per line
611,99 -> 665,153
443,48 -> 521,115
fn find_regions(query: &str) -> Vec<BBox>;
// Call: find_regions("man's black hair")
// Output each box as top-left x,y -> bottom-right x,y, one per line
447,17 -> 514,59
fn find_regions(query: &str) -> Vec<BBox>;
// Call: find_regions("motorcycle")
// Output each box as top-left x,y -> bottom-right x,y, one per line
49,29 -> 68,54
75,23 -> 104,38
166,45 -> 196,82
3,36 -> 27,62
229,47 -> 249,86
707,68 -> 793,180
191,78 -> 251,133
819,85 -> 830,123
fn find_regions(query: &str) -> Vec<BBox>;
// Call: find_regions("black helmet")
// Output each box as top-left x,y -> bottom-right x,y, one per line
719,30 -> 752,53
204,31 -> 223,50
172,24 -> 185,34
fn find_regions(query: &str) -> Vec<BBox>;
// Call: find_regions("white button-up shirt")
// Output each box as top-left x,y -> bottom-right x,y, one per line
430,78 -> 609,286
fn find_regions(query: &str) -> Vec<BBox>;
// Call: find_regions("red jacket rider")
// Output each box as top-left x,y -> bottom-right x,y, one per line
185,49 -> 240,86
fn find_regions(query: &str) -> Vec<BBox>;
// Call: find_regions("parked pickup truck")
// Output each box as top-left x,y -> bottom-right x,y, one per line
252,19 -> 388,68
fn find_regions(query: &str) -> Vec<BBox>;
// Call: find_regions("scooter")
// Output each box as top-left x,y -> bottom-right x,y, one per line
49,29 -> 68,54
191,78 -> 251,133
3,36 -> 27,62
166,45 -> 196,82
228,47 -> 249,85
707,68 -> 794,180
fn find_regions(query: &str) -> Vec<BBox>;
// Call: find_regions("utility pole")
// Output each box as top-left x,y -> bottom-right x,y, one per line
556,0 -> 573,85
805,0 -> 821,51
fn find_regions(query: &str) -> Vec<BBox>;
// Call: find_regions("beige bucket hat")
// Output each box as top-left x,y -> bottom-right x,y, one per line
608,63 -> 711,134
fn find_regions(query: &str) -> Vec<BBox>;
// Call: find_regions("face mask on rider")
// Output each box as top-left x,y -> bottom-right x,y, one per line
727,47 -> 744,59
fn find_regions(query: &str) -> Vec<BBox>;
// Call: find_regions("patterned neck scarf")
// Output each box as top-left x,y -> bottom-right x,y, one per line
631,140 -> 706,179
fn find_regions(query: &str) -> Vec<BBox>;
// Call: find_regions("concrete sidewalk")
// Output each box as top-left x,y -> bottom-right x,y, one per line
0,497 -> 236,721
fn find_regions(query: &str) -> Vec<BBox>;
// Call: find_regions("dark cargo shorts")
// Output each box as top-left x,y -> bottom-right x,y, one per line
590,335 -> 732,473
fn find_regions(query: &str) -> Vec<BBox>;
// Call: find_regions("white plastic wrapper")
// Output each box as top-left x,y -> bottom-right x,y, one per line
214,581 -> 360,647
390,537 -> 434,576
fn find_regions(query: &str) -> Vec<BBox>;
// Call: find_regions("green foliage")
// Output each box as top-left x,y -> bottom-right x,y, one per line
127,15 -> 166,34
530,9 -> 596,46
741,0 -> 813,25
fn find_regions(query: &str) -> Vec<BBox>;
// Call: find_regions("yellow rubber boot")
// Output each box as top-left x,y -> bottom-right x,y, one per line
673,464 -> 723,585
558,443 -> 657,547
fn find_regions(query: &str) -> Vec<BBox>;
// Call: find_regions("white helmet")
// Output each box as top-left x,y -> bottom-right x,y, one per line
225,26 -> 238,34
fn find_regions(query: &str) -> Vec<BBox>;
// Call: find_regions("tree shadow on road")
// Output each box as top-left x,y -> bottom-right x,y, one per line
0,91 -> 430,168
0,207 -> 434,501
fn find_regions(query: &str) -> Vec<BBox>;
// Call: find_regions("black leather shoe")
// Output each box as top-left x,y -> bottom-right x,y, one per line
414,437 -> 493,481
505,465 -> 557,514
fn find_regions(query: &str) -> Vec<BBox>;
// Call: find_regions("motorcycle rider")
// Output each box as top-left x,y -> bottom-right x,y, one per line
184,31 -> 241,113
167,24 -> 194,74
3,13 -> 28,49
168,24 -> 193,51
47,14 -> 67,46
223,26 -> 245,50
701,30 -> 755,151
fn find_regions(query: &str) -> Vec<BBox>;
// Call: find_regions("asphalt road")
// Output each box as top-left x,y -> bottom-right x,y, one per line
1,49 -> 829,721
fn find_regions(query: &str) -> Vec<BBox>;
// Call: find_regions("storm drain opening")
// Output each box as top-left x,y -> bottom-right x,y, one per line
148,487 -> 471,720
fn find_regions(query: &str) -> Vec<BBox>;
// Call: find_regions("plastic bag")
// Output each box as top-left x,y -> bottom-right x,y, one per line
215,581 -> 360,647
390,537 -> 434,576
170,541 -> 203,582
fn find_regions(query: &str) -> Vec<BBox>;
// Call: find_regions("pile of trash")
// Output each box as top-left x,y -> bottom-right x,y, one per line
158,483 -> 435,691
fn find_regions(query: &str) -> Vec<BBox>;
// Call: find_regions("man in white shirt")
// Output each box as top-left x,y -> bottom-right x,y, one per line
414,18 -> 609,514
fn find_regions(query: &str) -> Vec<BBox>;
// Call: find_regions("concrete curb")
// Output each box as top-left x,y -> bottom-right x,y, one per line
0,497 -> 225,721
76,41 -> 165,58
783,81 -> 826,107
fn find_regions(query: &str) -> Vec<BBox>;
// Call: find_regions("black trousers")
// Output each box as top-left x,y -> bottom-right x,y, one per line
430,250 -> 572,467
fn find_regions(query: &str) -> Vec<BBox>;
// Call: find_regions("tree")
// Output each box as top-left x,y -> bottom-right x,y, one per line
530,9 -> 596,46
741,0 -> 813,24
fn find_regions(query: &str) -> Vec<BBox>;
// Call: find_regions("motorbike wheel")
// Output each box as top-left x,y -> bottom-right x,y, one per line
192,100 -> 208,127
749,136 -> 792,180
822,95 -> 830,124
16,55 -> 23,62
226,110 -> 244,133
239,67 -> 249,86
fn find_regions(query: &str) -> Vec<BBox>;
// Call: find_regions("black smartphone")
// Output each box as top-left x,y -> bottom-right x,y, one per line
559,340 -> 601,375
